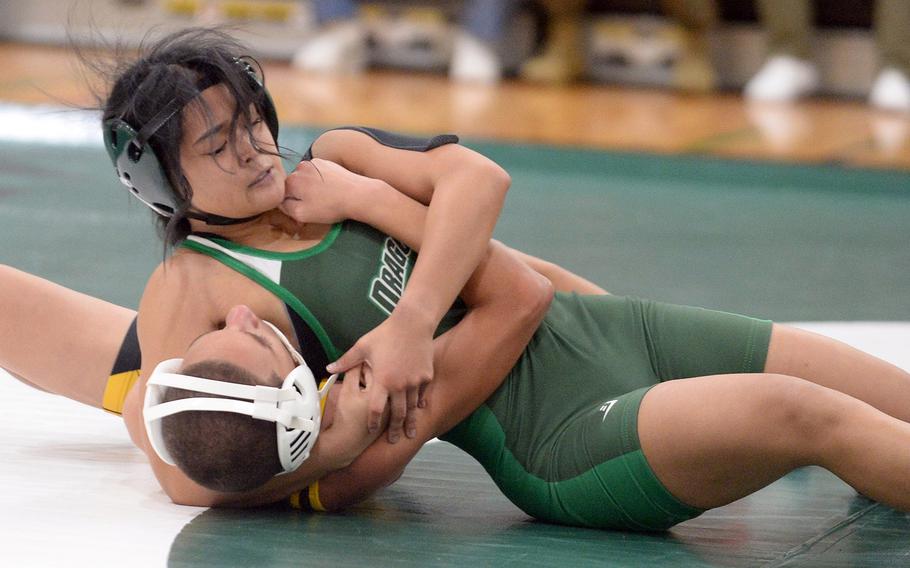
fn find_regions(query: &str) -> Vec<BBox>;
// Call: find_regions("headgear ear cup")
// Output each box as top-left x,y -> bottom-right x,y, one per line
103,57 -> 279,219
104,119 -> 178,216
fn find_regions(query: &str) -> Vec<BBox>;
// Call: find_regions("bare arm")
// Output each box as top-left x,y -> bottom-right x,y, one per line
207,184 -> 552,509
504,246 -> 609,295
309,130 -> 511,442
128,165 -> 511,507
0,264 -> 135,408
315,242 -> 555,510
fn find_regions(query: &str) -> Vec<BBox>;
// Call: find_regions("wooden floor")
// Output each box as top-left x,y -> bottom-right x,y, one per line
2,41 -> 910,170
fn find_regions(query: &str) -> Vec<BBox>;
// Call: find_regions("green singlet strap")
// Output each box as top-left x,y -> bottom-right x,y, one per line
181,236 -> 341,361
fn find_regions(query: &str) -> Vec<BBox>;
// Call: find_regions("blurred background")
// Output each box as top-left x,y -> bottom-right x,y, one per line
1,0 -> 910,167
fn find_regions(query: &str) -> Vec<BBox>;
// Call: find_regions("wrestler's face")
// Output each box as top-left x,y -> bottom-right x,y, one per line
181,305 -> 296,386
179,84 -> 286,220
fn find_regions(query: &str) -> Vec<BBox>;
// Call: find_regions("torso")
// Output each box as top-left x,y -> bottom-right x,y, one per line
123,221 -> 333,439
179,221 -> 466,373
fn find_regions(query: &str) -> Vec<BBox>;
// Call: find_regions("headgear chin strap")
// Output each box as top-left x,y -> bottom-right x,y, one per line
143,321 -> 336,474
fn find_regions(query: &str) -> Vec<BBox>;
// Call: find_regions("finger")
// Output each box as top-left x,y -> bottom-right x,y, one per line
404,387 -> 419,439
404,408 -> 418,440
368,385 -> 388,434
359,363 -> 372,389
279,201 -> 299,219
418,383 -> 429,409
405,388 -> 419,439
327,344 -> 365,374
386,391 -> 407,444
343,366 -> 361,392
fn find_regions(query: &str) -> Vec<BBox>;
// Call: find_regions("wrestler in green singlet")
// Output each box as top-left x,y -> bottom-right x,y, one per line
182,219 -> 772,531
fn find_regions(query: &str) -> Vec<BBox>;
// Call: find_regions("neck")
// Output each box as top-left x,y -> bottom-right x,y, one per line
188,210 -> 329,248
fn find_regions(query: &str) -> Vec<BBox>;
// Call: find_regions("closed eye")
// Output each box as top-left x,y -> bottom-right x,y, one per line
208,141 -> 227,156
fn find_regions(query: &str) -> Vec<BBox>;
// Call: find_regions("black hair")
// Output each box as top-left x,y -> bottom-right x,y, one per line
94,27 -> 285,251
160,359 -> 282,493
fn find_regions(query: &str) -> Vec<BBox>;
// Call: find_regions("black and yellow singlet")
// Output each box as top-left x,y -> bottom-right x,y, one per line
103,318 -> 141,415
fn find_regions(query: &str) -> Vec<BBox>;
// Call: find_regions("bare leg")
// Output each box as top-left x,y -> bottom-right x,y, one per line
0,265 -> 135,408
765,323 -> 910,422
639,373 -> 910,511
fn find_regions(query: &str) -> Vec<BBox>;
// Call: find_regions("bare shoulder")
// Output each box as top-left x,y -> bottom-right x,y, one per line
310,127 -> 479,168
308,127 -> 503,205
138,251 -> 225,363
309,127 -> 360,162
309,128 -> 400,171
142,249 -> 226,310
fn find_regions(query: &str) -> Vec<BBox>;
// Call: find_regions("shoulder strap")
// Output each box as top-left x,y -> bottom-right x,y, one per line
302,125 -> 459,160
184,235 -> 282,283
180,236 -> 341,362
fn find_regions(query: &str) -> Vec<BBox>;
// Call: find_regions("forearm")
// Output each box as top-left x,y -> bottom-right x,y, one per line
348,165 -> 509,329
351,182 -> 606,300
432,242 -> 553,432
398,163 -> 509,325
314,131 -> 509,326
211,439 -> 347,508
0,264 -> 134,408
348,180 -> 427,252
505,246 -> 609,295
316,247 -> 554,511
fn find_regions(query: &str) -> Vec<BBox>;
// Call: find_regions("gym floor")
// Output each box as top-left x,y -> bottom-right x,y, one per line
0,41 -> 908,567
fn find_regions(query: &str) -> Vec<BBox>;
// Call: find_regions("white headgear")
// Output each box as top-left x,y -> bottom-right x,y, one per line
143,321 -> 336,474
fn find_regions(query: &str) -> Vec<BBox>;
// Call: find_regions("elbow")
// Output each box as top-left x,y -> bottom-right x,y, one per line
166,487 -> 218,508
460,155 -> 509,203
517,272 -> 554,326
535,276 -> 556,319
489,162 -> 511,193
483,162 -> 511,201
157,472 -> 221,508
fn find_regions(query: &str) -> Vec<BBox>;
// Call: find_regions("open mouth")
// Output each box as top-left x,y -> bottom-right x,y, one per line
249,167 -> 273,188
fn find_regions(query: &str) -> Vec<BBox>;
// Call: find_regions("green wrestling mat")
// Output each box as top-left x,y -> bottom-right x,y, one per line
1,125 -> 907,321
171,443 -> 906,567
1,115 -> 909,566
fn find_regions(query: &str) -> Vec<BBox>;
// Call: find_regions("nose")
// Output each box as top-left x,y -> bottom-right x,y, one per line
225,305 -> 260,330
235,132 -> 256,164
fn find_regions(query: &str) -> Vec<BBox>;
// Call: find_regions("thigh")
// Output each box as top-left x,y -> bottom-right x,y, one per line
0,265 -> 136,408
640,299 -> 773,380
538,385 -> 704,531
638,373 -> 818,510
765,323 -> 910,422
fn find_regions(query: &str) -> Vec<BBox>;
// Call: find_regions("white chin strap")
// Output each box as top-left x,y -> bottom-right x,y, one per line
143,321 -> 336,474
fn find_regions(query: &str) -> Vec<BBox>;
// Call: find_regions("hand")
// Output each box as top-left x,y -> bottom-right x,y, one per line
281,158 -> 377,224
327,306 -> 435,443
318,366 -> 383,469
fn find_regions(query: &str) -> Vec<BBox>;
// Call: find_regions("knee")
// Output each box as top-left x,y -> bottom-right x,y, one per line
757,374 -> 844,462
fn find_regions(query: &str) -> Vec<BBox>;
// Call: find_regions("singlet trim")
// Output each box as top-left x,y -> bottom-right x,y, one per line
194,222 -> 343,260
102,370 -> 140,416
442,404 -> 701,530
181,239 -> 341,361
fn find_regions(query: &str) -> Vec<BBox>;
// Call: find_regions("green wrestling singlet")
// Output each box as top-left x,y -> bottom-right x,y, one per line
183,219 -> 772,531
